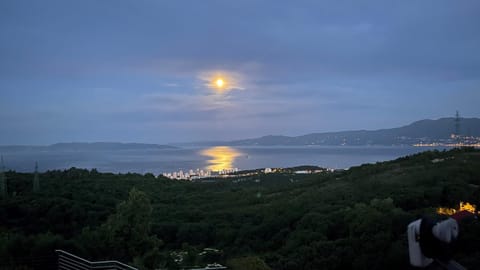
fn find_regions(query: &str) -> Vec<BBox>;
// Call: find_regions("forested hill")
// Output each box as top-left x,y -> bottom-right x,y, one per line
0,148 -> 479,270
227,117 -> 480,146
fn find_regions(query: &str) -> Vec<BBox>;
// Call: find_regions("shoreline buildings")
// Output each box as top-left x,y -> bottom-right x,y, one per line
162,166 -> 336,181
163,168 -> 239,180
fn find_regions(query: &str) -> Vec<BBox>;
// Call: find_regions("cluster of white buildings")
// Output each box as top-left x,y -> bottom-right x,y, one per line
413,134 -> 480,148
216,168 -> 239,175
163,166 -> 337,181
163,168 -> 211,180
163,168 -> 240,180
263,167 -> 336,174
293,168 -> 336,174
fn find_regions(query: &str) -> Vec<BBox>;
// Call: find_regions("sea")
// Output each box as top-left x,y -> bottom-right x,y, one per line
1,145 -> 448,175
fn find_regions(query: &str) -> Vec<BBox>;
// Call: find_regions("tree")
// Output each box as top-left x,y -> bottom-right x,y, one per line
0,156 -> 6,198
33,162 -> 40,193
227,256 -> 272,270
102,188 -> 162,269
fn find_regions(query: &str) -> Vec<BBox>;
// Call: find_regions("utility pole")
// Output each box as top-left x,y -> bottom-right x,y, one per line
33,161 -> 40,193
454,111 -> 461,144
0,156 -> 6,198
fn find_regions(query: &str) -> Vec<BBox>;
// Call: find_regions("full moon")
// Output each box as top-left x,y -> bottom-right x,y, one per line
201,71 -> 241,92
215,78 -> 224,88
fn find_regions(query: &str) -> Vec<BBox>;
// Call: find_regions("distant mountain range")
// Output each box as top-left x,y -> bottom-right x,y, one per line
227,117 -> 480,146
183,117 -> 480,146
0,142 -> 176,152
2,118 -> 479,149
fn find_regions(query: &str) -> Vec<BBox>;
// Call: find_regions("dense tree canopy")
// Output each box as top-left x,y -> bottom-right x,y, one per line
0,148 -> 479,269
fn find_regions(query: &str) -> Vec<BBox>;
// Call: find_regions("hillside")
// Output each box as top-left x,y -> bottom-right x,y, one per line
0,148 -> 479,270
227,117 -> 480,146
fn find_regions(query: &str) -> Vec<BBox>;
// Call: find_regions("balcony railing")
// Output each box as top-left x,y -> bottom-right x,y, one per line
56,250 -> 138,270
0,249 -> 137,270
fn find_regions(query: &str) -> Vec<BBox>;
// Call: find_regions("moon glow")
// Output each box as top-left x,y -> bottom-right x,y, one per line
215,78 -> 225,88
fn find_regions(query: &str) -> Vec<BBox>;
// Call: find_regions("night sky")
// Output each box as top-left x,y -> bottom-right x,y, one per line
1,1 -> 479,145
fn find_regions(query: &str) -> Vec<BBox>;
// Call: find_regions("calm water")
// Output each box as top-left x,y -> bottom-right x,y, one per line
1,146 -> 446,174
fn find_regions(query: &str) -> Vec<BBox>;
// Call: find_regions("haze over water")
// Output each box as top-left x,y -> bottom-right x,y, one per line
1,146 -> 445,175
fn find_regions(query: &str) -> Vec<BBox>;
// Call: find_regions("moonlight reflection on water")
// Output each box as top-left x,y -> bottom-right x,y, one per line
200,146 -> 242,171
